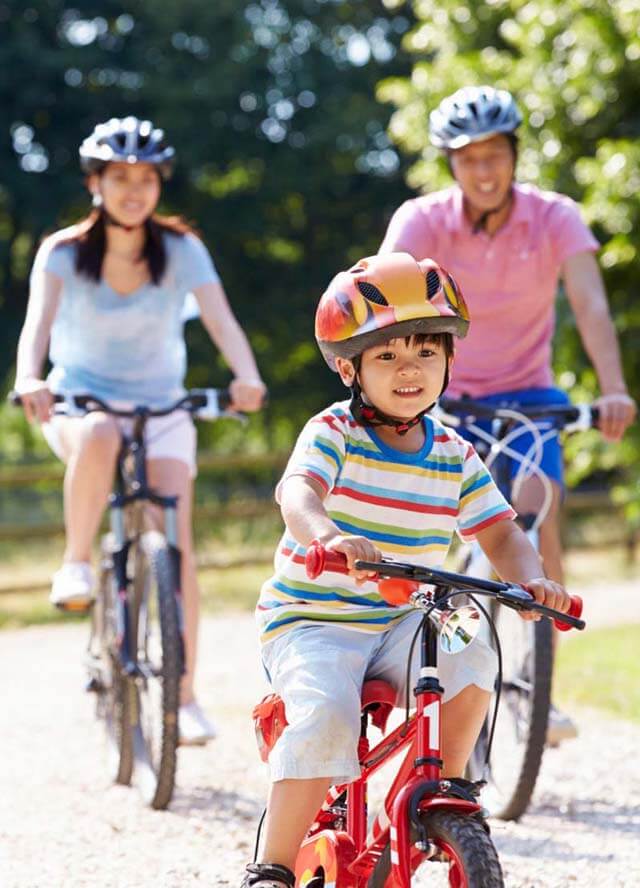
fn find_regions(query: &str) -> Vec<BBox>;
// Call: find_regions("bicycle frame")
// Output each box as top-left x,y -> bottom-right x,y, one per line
296,593 -> 482,887
106,408 -> 185,678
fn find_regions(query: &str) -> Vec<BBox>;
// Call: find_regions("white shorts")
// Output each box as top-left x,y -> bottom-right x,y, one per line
261,613 -> 498,783
42,410 -> 198,478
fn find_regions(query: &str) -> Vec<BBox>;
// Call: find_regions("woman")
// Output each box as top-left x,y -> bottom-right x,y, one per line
14,116 -> 266,745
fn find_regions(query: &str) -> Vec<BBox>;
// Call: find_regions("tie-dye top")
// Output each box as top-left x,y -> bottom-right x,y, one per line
257,401 -> 515,644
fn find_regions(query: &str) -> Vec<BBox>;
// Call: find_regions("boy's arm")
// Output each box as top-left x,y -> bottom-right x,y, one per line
475,518 -> 570,618
279,475 -> 381,581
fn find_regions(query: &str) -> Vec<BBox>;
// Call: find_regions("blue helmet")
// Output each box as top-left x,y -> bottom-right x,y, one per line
429,86 -> 522,150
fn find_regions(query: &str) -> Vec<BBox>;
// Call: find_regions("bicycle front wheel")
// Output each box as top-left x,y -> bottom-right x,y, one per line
130,531 -> 183,810
89,534 -> 134,786
468,606 -> 553,821
369,811 -> 504,887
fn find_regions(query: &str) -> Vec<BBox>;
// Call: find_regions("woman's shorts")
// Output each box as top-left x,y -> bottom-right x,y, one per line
261,614 -> 498,783
42,409 -> 198,478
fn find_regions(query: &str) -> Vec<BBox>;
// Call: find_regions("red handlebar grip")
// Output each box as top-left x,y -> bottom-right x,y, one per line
554,595 -> 583,631
305,540 -> 349,578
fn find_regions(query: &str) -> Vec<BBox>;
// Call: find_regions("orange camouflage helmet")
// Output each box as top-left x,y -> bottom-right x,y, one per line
315,252 -> 469,370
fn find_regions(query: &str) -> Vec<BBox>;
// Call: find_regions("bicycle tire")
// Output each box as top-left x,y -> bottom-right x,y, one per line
130,530 -> 182,810
468,606 -> 553,821
368,811 -> 504,887
91,535 -> 134,786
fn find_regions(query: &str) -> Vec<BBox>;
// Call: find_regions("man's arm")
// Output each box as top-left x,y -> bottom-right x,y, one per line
563,251 -> 636,440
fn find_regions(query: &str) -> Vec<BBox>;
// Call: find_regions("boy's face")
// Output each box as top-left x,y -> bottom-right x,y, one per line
337,335 -> 450,420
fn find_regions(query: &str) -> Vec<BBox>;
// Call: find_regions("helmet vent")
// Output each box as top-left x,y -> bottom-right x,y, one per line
358,281 -> 388,306
426,270 -> 440,300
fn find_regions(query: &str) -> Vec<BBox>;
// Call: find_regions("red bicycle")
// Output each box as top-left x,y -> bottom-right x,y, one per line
252,542 -> 584,887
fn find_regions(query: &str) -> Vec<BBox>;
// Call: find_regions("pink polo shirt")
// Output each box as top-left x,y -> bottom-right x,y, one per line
380,183 -> 599,397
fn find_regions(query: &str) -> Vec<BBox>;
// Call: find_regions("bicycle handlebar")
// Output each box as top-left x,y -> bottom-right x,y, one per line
305,541 -> 584,631
9,388 -> 238,421
438,396 -> 599,433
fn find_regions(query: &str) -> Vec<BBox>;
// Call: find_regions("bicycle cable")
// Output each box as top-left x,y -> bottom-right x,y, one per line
399,588 -> 504,775
252,807 -> 267,862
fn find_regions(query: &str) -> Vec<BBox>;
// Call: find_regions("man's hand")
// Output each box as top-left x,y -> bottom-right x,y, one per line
520,577 -> 570,622
593,392 -> 636,442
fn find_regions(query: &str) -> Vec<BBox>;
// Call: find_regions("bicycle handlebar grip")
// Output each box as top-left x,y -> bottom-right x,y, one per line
305,540 -> 349,578
553,595 -> 583,631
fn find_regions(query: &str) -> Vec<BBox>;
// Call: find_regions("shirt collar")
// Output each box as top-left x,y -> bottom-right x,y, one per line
448,182 -> 533,235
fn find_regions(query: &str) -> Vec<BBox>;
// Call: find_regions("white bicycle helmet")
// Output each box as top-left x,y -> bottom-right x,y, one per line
79,116 -> 175,179
429,86 -> 522,150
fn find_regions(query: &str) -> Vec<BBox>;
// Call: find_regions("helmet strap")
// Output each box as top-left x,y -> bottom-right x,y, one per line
348,363 -> 450,436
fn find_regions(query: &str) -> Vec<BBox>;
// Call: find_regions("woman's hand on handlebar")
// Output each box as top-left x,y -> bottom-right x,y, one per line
321,534 -> 382,585
229,377 -> 267,412
12,378 -> 54,424
521,577 -> 571,622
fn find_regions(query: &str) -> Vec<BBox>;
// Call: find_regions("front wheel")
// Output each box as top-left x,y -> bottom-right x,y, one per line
89,535 -> 134,786
369,811 -> 504,887
130,531 -> 183,810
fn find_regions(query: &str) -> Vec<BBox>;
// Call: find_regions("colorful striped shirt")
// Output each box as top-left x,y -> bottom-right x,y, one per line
257,401 -> 515,644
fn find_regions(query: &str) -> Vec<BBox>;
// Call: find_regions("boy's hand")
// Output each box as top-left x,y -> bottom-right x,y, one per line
324,534 -> 382,585
520,578 -> 570,622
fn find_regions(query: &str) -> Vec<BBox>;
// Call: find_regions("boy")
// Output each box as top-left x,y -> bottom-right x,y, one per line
242,252 -> 569,888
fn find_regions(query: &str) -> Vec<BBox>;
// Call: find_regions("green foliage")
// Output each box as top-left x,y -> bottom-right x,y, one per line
378,0 -> 640,509
1,0 -> 417,454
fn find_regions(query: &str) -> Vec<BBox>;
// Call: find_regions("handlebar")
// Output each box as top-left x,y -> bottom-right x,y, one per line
9,388 -> 238,421
438,396 -> 599,434
305,541 -> 585,631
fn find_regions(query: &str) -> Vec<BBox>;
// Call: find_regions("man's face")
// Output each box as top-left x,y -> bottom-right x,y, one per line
449,135 -> 515,213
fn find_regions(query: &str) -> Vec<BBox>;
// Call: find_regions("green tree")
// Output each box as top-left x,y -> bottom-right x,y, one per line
1,0 -> 416,454
378,0 -> 640,515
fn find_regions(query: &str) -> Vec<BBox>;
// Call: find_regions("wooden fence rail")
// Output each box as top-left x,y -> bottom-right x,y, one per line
0,453 -> 636,595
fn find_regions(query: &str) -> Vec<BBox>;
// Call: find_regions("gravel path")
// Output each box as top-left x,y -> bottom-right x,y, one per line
1,583 -> 638,888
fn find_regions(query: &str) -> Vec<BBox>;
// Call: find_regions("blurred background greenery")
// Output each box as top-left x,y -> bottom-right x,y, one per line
1,0 -> 638,600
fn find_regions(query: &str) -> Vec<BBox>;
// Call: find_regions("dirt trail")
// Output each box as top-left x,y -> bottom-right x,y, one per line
1,582 -> 638,887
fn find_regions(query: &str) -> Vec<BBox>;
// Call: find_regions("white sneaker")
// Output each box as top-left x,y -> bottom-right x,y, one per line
50,561 -> 95,610
547,704 -> 578,747
179,701 -> 217,746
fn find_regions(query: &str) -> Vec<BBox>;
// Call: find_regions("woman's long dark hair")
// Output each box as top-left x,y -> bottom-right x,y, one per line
61,208 -> 198,285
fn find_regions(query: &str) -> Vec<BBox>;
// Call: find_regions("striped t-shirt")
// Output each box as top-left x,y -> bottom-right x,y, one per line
257,401 -> 516,644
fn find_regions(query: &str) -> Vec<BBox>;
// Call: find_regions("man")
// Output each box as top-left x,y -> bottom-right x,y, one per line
380,85 -> 636,743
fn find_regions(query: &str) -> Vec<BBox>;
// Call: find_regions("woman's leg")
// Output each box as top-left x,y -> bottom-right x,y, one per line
145,458 -> 199,706
54,413 -> 121,563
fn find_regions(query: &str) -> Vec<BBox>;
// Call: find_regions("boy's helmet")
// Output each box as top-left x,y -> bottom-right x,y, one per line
79,116 -> 175,179
316,252 -> 469,371
429,86 -> 522,150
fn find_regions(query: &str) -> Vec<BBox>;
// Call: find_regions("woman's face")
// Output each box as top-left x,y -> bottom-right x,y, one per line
91,162 -> 161,227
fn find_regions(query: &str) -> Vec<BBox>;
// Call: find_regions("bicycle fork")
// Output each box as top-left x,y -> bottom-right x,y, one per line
387,609 -> 483,887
